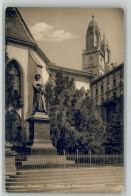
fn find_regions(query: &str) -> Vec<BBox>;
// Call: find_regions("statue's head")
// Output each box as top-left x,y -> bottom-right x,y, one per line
35,74 -> 41,80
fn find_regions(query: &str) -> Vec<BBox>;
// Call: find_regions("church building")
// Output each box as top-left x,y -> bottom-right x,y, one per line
82,15 -> 124,119
5,7 -> 92,144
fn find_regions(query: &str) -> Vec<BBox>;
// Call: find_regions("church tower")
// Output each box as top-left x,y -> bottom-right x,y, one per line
82,15 -> 110,76
101,34 -> 112,72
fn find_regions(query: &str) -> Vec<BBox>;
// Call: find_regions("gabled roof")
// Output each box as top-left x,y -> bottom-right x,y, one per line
48,63 -> 93,79
5,7 -> 51,65
5,7 -> 36,45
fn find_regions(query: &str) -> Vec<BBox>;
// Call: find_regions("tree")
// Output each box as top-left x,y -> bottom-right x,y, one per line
104,112 -> 123,154
45,70 -> 105,154
74,96 -> 105,154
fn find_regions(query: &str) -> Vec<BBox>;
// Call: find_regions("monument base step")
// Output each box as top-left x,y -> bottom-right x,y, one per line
31,144 -> 57,155
21,155 -> 75,166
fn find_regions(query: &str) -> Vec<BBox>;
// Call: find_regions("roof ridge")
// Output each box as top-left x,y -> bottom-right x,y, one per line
15,8 -> 36,43
5,7 -> 36,45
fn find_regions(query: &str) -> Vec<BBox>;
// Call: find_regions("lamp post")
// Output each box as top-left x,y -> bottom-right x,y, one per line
76,148 -> 79,164
89,149 -> 92,167
63,150 -> 66,168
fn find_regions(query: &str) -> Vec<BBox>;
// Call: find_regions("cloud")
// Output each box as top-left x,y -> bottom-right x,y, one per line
30,22 -> 78,42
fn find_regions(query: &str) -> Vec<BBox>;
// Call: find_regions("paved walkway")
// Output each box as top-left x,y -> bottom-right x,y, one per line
6,167 -> 124,193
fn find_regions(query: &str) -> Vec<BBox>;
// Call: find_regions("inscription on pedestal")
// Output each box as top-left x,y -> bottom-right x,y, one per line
34,122 -> 50,141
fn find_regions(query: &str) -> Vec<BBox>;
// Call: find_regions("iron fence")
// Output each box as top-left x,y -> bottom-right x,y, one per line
15,151 -> 123,170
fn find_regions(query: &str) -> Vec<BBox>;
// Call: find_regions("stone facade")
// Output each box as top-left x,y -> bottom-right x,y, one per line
90,63 -> 124,154
90,63 -> 124,122
90,63 -> 124,108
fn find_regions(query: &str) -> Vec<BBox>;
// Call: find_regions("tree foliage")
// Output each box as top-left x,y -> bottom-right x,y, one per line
104,112 -> 123,154
45,70 -> 105,154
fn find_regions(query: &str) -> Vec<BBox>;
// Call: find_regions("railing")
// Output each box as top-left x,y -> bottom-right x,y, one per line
15,152 -> 123,170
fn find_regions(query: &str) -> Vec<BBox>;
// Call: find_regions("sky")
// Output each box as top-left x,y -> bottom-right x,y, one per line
19,8 -> 124,71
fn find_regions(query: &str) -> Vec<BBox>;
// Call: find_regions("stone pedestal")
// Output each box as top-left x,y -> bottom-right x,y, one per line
27,112 -> 57,155
5,142 -> 16,177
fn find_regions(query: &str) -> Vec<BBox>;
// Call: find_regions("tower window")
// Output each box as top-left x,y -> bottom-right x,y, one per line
7,63 -> 21,94
94,31 -> 98,47
101,97 -> 104,103
101,85 -> 103,93
113,91 -> 116,99
107,82 -> 110,91
113,78 -> 116,87
96,88 -> 98,95
89,56 -> 94,66
108,50 -> 110,62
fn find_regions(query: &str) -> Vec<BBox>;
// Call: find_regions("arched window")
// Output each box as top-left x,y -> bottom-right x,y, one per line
94,31 -> 98,47
89,56 -> 94,66
108,50 -> 110,62
6,59 -> 23,110
7,60 -> 21,95
105,48 -> 110,63
5,60 -> 23,143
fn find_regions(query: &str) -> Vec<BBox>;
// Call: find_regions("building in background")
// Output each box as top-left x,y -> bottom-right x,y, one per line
82,15 -> 115,77
82,15 -> 124,153
48,63 -> 92,90
90,63 -> 124,121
